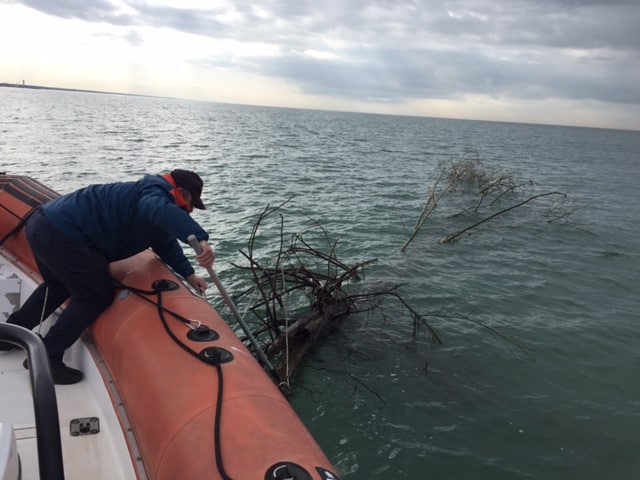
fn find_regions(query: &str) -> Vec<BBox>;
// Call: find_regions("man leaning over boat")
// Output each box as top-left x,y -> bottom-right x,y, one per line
0,169 -> 215,384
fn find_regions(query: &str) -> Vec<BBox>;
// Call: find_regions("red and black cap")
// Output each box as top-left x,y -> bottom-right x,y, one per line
171,169 -> 205,210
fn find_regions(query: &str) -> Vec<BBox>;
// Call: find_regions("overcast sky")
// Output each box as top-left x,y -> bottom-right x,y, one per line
1,0 -> 639,130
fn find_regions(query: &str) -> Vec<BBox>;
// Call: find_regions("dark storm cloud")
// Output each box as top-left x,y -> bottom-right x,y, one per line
18,0 -> 640,105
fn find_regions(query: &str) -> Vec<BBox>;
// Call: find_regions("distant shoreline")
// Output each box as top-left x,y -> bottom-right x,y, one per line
0,82 -> 143,98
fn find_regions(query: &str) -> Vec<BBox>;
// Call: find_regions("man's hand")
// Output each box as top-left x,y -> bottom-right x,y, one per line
186,273 -> 208,293
196,241 -> 215,269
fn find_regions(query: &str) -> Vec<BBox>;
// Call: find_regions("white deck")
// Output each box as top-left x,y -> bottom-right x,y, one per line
0,250 -> 137,480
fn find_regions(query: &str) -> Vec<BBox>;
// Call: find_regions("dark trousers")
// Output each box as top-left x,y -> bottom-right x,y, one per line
8,210 -> 114,362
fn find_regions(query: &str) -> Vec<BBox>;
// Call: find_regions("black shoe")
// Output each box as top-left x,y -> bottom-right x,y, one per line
23,358 -> 84,385
0,341 -> 17,351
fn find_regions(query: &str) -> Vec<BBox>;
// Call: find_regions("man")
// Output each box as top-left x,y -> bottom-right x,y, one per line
0,169 -> 215,384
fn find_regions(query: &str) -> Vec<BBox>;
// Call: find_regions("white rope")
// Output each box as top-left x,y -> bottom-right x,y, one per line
36,286 -> 49,336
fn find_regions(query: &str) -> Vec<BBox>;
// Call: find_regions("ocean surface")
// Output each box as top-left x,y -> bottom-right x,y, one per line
1,87 -> 639,479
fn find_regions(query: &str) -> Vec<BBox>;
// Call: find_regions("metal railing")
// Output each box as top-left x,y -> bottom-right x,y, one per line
0,323 -> 64,480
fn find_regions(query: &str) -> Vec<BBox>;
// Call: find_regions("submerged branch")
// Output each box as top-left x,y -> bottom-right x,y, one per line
403,155 -> 570,250
441,191 -> 568,243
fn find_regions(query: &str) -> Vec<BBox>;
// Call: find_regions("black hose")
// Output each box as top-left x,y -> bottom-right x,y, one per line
212,362 -> 232,480
118,280 -> 234,480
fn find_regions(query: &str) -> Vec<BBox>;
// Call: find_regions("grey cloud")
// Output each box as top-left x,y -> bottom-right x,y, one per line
21,0 -> 135,25
124,29 -> 144,47
20,0 -> 640,51
18,0 -> 640,106
242,46 -> 639,105
131,3 -> 231,37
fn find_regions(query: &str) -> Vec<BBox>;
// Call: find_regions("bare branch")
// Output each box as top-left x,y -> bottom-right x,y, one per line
441,191 -> 567,243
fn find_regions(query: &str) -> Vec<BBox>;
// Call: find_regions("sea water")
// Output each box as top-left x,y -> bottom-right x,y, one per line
1,87 -> 639,479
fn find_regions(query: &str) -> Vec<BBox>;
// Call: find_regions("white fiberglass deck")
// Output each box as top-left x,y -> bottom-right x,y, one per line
0,249 -> 137,480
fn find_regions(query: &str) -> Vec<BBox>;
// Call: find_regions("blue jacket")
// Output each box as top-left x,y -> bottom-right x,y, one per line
41,174 -> 209,278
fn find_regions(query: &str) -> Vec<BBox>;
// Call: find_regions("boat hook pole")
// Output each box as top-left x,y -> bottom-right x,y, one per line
188,235 -> 279,380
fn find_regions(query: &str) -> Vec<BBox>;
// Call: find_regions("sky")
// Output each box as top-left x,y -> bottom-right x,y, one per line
1,0 -> 639,130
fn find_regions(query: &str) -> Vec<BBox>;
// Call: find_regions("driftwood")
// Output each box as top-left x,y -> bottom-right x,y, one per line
229,201 -> 442,390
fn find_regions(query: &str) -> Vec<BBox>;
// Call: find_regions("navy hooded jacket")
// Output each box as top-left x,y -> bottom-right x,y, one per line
41,174 -> 209,279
